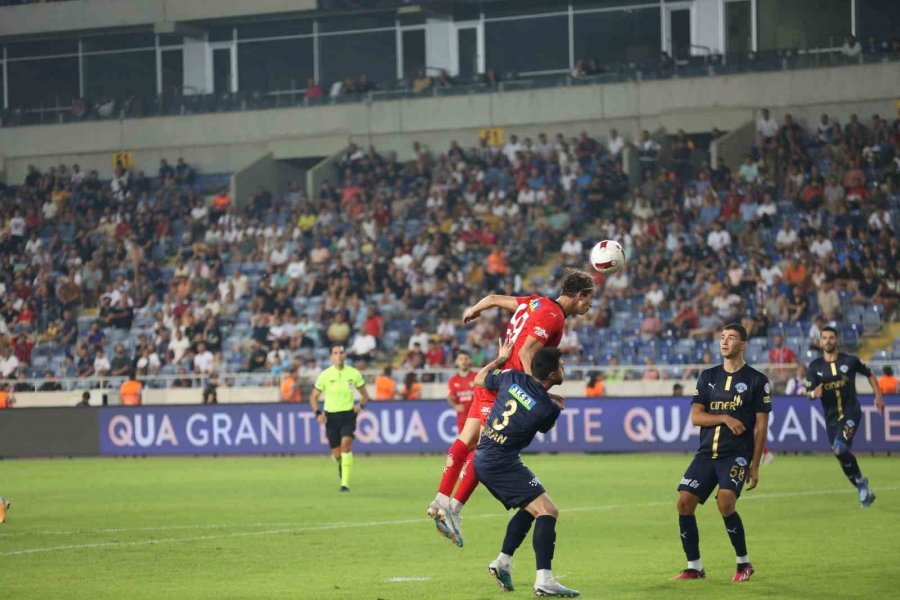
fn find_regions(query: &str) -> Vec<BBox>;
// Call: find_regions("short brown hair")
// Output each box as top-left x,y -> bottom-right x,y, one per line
723,323 -> 748,341
560,268 -> 595,297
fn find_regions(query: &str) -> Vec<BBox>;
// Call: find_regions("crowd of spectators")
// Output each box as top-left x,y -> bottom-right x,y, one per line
0,105 -> 898,395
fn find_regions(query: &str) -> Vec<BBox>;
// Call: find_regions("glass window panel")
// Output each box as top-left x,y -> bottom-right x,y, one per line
82,33 -> 156,52
725,1 -> 752,54
158,33 -> 185,47
317,13 -> 397,33
574,0 -> 661,8
484,0 -> 568,18
485,15 -> 568,75
758,0 -> 850,51
208,25 -> 235,42
856,0 -> 900,45
452,4 -> 481,21
7,56 -> 79,108
238,19 -> 313,40
402,29 -> 426,80
573,6 -> 661,64
238,38 -> 315,92
161,49 -> 184,96
83,51 -> 157,101
6,39 -> 78,59
318,31 -> 397,85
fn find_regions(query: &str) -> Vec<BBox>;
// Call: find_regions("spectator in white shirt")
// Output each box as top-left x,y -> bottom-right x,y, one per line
645,282 -> 665,308
560,234 -> 583,264
759,260 -> 783,287
607,128 -> 625,158
269,241 -> 289,267
0,347 -> 20,378
841,34 -> 862,57
169,328 -> 191,364
706,222 -> 732,252
775,222 -> 798,250
346,331 -> 377,363
756,108 -> 778,148
193,342 -> 215,374
408,325 -> 430,351
93,349 -> 112,377
868,208 -> 893,234
503,134 -> 523,162
809,234 -> 834,259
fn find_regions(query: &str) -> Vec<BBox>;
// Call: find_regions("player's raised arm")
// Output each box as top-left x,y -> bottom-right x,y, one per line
474,338 -> 514,388
462,295 -> 520,324
517,335 -> 545,377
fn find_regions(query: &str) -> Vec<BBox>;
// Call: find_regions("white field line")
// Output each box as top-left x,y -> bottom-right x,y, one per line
0,522 -> 295,538
386,577 -> 431,582
1,485 -> 896,558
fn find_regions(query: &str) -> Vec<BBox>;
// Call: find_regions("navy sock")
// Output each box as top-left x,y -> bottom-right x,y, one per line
502,510 -> 535,557
678,514 -> 700,562
837,452 -> 862,487
533,515 -> 557,571
723,512 -> 747,558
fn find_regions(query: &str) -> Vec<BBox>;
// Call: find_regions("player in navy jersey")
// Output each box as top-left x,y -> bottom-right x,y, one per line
674,324 -> 771,583
805,326 -> 885,507
473,339 -> 579,597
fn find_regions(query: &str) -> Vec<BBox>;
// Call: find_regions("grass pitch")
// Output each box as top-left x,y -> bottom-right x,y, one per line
0,453 -> 897,599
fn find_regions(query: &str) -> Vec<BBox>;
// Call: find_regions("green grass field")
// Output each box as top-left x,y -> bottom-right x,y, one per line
0,453 -> 897,599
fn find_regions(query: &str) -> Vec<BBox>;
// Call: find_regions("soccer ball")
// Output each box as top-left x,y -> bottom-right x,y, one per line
589,240 -> 625,275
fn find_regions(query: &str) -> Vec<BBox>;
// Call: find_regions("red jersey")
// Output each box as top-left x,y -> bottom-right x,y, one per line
467,295 -> 566,426
502,295 -> 566,371
448,371 -> 476,432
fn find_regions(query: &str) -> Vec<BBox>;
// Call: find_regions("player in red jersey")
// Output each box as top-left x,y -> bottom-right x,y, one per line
447,351 -> 477,435
427,269 -> 596,547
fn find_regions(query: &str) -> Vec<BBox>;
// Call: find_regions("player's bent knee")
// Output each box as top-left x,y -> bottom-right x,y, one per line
716,493 -> 737,516
526,494 -> 558,518
676,492 -> 697,515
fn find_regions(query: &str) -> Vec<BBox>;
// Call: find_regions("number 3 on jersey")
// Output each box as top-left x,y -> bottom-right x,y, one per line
506,304 -> 531,345
492,399 -> 518,430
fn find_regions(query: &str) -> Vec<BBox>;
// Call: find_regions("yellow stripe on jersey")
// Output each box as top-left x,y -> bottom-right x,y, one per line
830,362 -> 837,376
724,376 -> 732,391
836,389 -> 843,420
712,425 -> 722,459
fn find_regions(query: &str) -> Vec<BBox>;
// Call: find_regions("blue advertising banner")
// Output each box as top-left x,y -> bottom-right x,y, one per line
97,396 -> 900,456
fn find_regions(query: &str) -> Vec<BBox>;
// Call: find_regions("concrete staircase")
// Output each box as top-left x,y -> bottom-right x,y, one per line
858,321 -> 900,361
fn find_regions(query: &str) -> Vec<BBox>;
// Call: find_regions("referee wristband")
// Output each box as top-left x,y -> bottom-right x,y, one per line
315,409 -> 323,416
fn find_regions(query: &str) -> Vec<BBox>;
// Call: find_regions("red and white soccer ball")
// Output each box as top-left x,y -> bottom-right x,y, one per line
590,240 -> 625,275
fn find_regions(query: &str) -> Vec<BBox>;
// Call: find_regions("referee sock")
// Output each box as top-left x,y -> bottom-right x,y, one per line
438,440 -> 470,497
678,515 -> 701,563
533,515 -> 557,571
723,512 -> 748,558
502,510 -> 535,558
340,452 -> 354,488
837,452 -> 862,487
331,455 -> 342,480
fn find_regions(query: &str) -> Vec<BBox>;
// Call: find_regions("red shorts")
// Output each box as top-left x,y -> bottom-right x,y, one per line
466,387 -> 498,426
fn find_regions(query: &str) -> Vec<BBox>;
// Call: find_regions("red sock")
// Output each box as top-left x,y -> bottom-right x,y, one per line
438,439 -> 471,497
452,449 -> 479,504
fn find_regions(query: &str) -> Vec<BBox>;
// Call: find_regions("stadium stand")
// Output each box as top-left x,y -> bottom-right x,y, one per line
1,105 -> 897,397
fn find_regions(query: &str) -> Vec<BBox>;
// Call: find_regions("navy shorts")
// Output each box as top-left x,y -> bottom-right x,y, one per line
475,458 -> 546,511
325,410 -> 357,448
677,453 -> 750,504
826,414 -> 860,452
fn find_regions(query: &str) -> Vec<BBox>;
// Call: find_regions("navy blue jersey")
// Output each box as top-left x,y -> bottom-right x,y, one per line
692,363 -> 771,459
806,353 -> 872,425
476,369 -> 561,466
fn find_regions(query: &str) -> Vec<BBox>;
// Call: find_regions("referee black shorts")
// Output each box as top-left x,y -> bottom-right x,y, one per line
325,410 -> 357,448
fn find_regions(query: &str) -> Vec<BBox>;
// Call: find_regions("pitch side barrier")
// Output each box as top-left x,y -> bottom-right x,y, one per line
2,396 -> 897,458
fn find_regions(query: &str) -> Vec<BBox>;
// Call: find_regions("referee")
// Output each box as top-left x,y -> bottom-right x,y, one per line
309,345 -> 371,492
